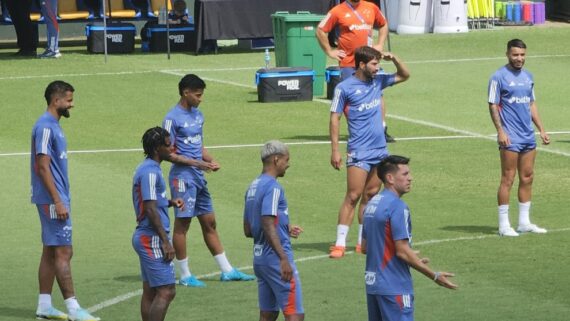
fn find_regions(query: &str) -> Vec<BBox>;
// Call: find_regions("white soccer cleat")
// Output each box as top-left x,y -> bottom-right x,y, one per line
517,224 -> 547,234
499,227 -> 519,237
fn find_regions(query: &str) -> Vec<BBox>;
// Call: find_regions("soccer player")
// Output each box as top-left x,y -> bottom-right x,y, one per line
30,81 -> 99,321
328,46 -> 409,258
316,0 -> 395,142
132,127 -> 183,321
243,140 -> 305,321
163,74 -> 255,287
488,39 -> 550,237
362,155 -> 457,321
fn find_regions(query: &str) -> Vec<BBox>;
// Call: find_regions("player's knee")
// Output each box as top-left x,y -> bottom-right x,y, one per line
157,286 -> 176,302
519,172 -> 534,185
345,191 -> 362,205
500,174 -> 515,187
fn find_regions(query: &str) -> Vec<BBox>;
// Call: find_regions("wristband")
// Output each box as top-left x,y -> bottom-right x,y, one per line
433,272 -> 441,281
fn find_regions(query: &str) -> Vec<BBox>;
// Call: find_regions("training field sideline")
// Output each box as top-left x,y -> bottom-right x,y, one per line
1,26 -> 569,321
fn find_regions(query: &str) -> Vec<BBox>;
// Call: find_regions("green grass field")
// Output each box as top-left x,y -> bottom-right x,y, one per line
1,25 -> 570,321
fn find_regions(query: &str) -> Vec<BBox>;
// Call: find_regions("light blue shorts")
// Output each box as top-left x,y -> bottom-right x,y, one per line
169,175 -> 214,218
254,263 -> 304,316
500,142 -> 536,153
346,148 -> 389,172
367,294 -> 414,321
132,231 -> 175,288
36,204 -> 72,246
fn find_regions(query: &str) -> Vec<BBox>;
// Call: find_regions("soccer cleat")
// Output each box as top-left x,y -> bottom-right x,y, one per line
517,224 -> 547,234
67,308 -> 100,321
329,245 -> 346,258
178,275 -> 206,287
220,268 -> 255,282
355,244 -> 362,254
36,306 -> 68,320
498,227 -> 519,237
38,49 -> 62,59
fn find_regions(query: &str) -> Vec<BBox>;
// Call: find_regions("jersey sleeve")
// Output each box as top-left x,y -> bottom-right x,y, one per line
318,11 -> 338,33
34,125 -> 54,157
162,115 -> 177,148
330,86 -> 346,114
488,73 -> 501,104
377,73 -> 396,89
390,202 -> 411,241
374,5 -> 387,27
261,182 -> 280,217
139,170 -> 159,201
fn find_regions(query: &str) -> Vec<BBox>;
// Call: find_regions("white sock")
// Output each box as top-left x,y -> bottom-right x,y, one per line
498,204 -> 510,229
64,297 -> 80,315
38,294 -> 52,311
357,224 -> 363,246
383,121 -> 387,128
335,224 -> 349,247
518,201 -> 531,226
176,257 -> 192,279
214,252 -> 233,273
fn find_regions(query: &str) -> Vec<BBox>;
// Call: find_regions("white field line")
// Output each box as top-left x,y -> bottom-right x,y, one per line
1,54 -> 569,81
87,226 -> 570,313
4,132 -> 570,157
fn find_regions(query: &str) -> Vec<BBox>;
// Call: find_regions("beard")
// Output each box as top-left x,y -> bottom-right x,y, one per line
60,109 -> 70,118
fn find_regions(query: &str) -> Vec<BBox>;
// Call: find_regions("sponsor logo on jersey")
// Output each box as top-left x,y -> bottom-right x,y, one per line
365,271 -> 376,285
345,13 -> 351,18
278,79 -> 300,90
184,134 -> 202,145
507,96 -> 531,104
357,98 -> 380,112
349,24 -> 371,31
59,151 -> 67,159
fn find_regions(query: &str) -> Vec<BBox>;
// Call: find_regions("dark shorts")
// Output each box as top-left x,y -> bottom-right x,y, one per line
132,232 -> 175,288
367,294 -> 414,321
36,204 -> 72,246
346,148 -> 389,172
169,175 -> 214,218
254,263 -> 304,316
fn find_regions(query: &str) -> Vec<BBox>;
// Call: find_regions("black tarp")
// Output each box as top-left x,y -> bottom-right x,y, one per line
546,0 -> 570,22
194,0 -> 334,53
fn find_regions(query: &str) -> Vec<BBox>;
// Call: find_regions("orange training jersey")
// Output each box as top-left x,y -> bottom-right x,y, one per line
318,0 -> 386,68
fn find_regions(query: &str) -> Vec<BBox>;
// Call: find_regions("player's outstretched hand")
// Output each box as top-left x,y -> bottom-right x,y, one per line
289,225 -> 304,238
280,259 -> 293,282
434,272 -> 458,290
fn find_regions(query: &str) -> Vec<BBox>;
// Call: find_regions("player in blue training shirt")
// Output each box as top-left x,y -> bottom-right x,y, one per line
488,39 -> 550,237
132,127 -> 184,321
30,81 -> 99,321
329,46 -> 409,259
243,140 -> 304,321
162,74 -> 254,287
362,155 -> 457,321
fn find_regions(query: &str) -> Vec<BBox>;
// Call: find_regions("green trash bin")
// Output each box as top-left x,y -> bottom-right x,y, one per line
271,11 -> 326,97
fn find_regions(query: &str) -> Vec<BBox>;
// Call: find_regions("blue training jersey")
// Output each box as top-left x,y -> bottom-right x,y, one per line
363,189 -> 413,295
30,112 -> 70,205
488,66 -> 536,145
330,73 -> 396,152
132,158 -> 171,234
243,174 -> 293,266
163,104 -> 204,179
